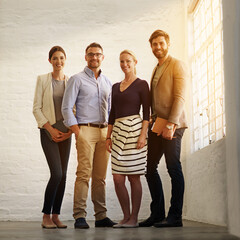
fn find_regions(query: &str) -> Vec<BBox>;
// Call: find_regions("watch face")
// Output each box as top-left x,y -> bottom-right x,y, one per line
166,125 -> 173,130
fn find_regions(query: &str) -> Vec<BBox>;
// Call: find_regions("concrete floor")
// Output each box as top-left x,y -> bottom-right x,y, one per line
0,220 -> 239,240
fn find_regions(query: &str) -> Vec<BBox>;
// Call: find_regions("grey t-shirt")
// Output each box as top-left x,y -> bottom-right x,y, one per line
52,78 -> 65,121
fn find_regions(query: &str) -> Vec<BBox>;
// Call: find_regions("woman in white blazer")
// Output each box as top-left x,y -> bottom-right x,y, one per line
33,46 -> 72,229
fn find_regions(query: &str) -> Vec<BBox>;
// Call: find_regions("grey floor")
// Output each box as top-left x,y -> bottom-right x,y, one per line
0,220 -> 239,240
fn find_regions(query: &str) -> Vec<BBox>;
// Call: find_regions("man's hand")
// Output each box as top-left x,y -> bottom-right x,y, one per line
161,128 -> 175,140
160,123 -> 175,140
70,124 -> 80,141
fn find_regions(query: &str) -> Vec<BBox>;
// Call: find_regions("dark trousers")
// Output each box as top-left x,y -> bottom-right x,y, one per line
146,128 -> 185,221
40,129 -> 71,215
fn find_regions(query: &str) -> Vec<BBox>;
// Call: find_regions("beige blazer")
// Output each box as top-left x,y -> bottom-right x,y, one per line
150,55 -> 188,129
33,73 -> 68,128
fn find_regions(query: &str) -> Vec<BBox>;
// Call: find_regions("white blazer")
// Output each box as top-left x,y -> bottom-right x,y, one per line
33,72 -> 68,128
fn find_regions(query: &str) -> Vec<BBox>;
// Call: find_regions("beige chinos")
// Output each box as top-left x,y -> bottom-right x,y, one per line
73,126 -> 109,220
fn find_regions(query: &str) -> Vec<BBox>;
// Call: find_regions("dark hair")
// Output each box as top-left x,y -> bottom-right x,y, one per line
49,46 -> 66,60
85,42 -> 103,53
149,30 -> 170,45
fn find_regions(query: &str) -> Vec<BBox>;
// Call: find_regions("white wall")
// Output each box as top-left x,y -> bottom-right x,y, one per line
185,139 -> 227,226
222,0 -> 240,237
0,0 -> 186,221
181,0 -> 228,227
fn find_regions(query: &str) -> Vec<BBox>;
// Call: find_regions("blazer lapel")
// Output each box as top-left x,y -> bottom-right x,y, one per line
150,55 -> 172,86
150,66 -> 157,107
46,72 -> 53,93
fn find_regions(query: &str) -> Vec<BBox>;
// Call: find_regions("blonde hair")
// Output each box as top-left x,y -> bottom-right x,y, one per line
120,49 -> 137,74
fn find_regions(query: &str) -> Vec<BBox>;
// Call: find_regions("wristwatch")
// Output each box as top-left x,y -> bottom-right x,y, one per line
166,124 -> 174,130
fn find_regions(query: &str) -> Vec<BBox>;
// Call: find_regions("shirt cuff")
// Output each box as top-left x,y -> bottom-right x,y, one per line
63,118 -> 78,127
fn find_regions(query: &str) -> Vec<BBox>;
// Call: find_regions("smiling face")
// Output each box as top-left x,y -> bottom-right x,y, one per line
151,36 -> 170,60
85,47 -> 104,70
120,53 -> 137,74
48,51 -> 66,71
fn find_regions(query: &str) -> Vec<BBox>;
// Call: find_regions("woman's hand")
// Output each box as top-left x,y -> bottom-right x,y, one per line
106,138 -> 112,153
52,130 -> 72,142
137,134 -> 146,149
48,127 -> 62,141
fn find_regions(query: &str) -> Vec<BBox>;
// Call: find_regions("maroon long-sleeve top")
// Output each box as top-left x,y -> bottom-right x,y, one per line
108,78 -> 150,125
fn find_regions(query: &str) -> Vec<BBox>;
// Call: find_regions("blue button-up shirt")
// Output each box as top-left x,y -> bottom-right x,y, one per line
62,66 -> 112,127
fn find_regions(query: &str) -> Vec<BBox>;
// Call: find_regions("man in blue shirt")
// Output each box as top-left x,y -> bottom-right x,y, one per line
62,42 -> 115,228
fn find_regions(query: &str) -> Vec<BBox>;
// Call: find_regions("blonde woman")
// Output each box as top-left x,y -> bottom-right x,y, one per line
33,46 -> 72,229
106,50 -> 150,228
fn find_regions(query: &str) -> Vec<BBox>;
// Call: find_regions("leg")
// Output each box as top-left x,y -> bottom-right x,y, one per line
40,129 -> 63,226
52,136 -> 71,214
52,136 -> 71,228
73,126 -> 95,220
164,129 -> 185,221
125,175 -> 142,225
145,130 -> 165,221
91,127 -> 109,220
113,174 -> 130,224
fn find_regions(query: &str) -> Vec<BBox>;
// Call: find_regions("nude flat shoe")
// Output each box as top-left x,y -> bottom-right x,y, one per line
52,220 -> 67,228
55,223 -> 67,228
122,223 -> 139,228
113,223 -> 124,228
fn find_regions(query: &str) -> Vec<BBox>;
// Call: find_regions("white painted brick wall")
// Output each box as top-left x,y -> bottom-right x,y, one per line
0,0 -> 187,221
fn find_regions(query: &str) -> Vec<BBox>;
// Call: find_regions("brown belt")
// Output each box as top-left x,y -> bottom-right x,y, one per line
78,123 -> 107,128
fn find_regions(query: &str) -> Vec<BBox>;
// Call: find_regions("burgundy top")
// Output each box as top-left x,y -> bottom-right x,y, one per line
108,78 -> 150,125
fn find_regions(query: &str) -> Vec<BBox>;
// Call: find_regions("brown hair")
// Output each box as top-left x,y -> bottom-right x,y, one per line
85,42 -> 103,53
49,46 -> 66,60
149,30 -> 170,45
120,49 -> 137,74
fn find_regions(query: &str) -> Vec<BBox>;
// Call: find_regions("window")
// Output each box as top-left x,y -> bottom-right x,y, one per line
189,0 -> 225,151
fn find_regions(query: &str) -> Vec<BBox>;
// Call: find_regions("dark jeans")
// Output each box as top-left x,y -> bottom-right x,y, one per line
146,128 -> 185,221
40,129 -> 71,215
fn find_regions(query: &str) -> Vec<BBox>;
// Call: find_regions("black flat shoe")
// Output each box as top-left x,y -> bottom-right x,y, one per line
74,218 -> 89,229
154,219 -> 183,228
139,217 -> 164,227
95,217 -> 117,227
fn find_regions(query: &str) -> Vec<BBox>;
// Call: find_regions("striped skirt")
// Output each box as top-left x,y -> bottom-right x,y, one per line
111,115 -> 147,175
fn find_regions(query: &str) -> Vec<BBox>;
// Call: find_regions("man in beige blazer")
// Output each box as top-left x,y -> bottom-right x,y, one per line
139,30 -> 188,228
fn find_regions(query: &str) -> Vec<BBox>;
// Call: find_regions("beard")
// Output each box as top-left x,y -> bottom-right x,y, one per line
153,48 -> 168,59
88,60 -> 100,69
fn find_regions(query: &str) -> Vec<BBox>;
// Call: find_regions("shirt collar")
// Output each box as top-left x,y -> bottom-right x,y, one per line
84,66 -> 102,78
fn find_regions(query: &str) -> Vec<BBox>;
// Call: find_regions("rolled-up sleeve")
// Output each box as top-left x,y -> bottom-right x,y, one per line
62,76 -> 80,127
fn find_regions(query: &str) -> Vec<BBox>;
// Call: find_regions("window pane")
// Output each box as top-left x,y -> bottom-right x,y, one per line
191,0 -> 225,152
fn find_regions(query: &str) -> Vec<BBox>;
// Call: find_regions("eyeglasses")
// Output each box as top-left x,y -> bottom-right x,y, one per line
87,52 -> 103,58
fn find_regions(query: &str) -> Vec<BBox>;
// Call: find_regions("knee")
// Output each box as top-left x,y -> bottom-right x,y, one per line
76,170 -> 91,183
50,171 -> 63,184
113,175 -> 125,187
146,168 -> 157,179
167,165 -> 183,179
146,161 -> 158,175
127,175 -> 140,184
